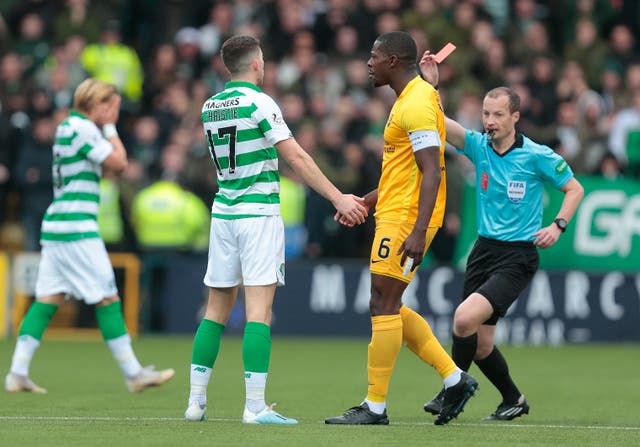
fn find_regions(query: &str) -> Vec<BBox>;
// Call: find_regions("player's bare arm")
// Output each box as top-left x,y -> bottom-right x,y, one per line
100,94 -> 128,172
102,136 -> 128,172
276,137 -> 367,225
396,146 -> 440,270
533,177 -> 584,248
444,116 -> 466,149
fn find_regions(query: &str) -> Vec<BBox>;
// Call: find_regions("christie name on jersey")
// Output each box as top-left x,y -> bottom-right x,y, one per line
203,108 -> 239,122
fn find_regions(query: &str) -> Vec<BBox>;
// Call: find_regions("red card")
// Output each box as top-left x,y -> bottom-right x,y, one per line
433,42 -> 456,63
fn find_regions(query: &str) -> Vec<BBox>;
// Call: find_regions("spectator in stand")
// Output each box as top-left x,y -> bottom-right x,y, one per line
0,110 -> 15,227
555,101 -> 582,170
34,39 -> 88,110
174,27 -> 204,81
600,63 -> 626,115
12,12 -> 50,77
609,89 -> 640,169
52,0 -> 102,45
595,151 -> 625,181
80,20 -> 143,110
143,44 -> 179,109
625,62 -> 640,92
306,118 -> 363,258
605,23 -> 638,72
565,17 -> 609,90
131,146 -> 210,254
526,55 -> 559,128
1,52 -> 32,115
198,1 -> 235,60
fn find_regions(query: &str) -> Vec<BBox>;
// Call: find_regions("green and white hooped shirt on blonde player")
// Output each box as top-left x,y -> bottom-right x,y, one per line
202,81 -> 293,220
40,111 -> 113,245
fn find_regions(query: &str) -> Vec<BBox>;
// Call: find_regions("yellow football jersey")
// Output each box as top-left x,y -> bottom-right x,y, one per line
375,76 -> 446,226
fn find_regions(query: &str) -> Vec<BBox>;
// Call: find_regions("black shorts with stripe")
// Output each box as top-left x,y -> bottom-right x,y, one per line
462,236 -> 539,325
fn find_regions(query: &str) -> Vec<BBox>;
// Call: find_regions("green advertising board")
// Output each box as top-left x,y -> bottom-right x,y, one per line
453,176 -> 640,272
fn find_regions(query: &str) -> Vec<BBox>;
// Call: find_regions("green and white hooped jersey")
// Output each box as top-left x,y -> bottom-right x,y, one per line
202,81 -> 293,219
40,111 -> 113,244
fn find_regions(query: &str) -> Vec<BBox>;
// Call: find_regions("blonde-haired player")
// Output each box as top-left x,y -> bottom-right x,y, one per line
5,78 -> 174,394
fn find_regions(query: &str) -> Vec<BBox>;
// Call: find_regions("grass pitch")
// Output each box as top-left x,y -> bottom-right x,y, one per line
1,337 -> 639,446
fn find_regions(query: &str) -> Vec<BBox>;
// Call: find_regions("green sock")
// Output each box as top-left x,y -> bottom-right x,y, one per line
96,301 -> 128,341
19,302 -> 59,340
191,319 -> 225,367
242,322 -> 271,373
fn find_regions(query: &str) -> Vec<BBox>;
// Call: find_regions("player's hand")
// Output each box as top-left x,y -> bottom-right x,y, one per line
419,51 -> 439,87
397,229 -> 425,272
334,203 -> 369,227
103,94 -> 122,125
532,224 -> 561,248
334,211 -> 353,227
333,195 -> 368,226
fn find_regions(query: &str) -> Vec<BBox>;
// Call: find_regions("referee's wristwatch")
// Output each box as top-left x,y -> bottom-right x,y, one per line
553,218 -> 567,233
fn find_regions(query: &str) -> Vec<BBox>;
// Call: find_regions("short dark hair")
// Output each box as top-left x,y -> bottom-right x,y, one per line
221,35 -> 261,75
486,87 -> 521,113
375,31 -> 417,66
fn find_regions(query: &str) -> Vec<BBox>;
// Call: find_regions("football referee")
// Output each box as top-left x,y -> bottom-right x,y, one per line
418,50 -> 584,421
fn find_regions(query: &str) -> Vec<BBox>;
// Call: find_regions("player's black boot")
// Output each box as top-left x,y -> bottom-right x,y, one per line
424,387 -> 445,415
325,402 -> 389,425
435,372 -> 479,425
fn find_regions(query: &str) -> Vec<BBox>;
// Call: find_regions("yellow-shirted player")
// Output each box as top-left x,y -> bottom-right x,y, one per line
372,74 -> 446,281
326,31 -> 478,426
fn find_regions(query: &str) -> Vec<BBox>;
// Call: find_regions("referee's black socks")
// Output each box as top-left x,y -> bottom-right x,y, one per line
475,347 -> 522,404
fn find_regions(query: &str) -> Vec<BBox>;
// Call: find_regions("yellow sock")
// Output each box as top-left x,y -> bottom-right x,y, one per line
366,314 -> 403,403
400,305 -> 457,379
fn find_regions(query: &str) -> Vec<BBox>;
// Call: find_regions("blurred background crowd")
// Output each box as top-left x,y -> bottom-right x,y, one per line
1,0 -> 639,263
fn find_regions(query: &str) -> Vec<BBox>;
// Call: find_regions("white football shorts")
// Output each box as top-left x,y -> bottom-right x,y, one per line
35,238 -> 118,304
204,215 -> 285,288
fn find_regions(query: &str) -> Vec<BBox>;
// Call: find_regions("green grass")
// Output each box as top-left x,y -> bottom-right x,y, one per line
1,337 -> 639,446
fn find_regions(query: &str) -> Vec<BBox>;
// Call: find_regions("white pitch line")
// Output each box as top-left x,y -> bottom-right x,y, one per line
0,416 -> 638,431
0,416 -> 230,422
446,422 -> 640,431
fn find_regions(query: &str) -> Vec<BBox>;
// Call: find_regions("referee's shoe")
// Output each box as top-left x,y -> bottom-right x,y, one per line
484,395 -> 529,421
434,372 -> 479,425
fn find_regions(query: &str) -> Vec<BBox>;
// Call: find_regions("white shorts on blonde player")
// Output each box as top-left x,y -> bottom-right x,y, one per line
204,215 -> 285,288
35,238 -> 118,304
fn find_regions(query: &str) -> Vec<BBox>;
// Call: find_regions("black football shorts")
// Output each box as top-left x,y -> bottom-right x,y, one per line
461,236 -> 539,325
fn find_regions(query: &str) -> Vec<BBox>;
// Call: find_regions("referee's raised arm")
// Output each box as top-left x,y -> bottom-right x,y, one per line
444,116 -> 466,150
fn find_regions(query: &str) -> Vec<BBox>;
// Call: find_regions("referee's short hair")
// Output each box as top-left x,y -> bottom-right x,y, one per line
375,31 -> 417,66
486,87 -> 520,114
221,35 -> 261,76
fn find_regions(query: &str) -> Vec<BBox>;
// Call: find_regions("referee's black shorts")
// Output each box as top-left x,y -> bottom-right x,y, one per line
462,236 -> 539,325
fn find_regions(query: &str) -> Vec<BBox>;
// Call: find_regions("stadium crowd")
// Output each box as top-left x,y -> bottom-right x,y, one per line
1,0 -> 639,261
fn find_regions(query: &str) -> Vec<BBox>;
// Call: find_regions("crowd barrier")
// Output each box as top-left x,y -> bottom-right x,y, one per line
2,251 -> 140,339
1,253 -> 638,343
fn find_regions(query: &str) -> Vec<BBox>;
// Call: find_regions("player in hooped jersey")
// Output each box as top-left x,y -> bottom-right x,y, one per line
325,32 -> 477,426
5,79 -> 175,394
184,35 -> 367,424
419,51 -> 584,420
